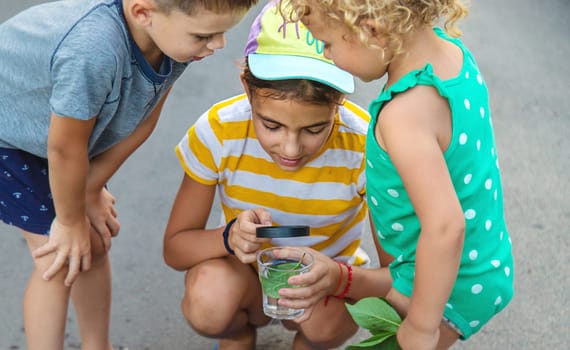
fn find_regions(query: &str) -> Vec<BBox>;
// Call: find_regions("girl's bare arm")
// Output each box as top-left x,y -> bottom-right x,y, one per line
162,174 -> 222,270
379,86 -> 465,336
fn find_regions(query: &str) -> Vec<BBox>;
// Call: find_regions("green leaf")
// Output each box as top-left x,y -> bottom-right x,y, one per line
345,297 -> 402,334
345,332 -> 393,349
380,336 -> 400,350
259,262 -> 302,298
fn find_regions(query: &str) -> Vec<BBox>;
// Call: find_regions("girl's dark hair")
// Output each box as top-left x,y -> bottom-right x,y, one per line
242,59 -> 344,106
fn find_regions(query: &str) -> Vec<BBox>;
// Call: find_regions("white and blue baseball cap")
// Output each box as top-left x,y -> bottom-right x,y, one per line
243,0 -> 354,94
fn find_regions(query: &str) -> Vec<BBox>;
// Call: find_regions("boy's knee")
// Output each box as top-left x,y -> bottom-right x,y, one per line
89,232 -> 110,265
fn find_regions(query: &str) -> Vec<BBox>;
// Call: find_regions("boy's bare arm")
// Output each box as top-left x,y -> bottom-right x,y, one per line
47,114 -> 96,226
34,113 -> 97,284
83,89 -> 171,251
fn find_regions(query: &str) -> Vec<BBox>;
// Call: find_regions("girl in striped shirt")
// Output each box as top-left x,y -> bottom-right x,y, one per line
162,1 -> 389,349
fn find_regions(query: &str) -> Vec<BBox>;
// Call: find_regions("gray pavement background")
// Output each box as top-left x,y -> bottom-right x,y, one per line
1,0 -> 569,349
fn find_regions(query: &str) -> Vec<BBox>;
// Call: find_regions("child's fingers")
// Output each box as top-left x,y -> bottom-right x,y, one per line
287,269 -> 321,287
107,216 -> 120,236
236,252 -> 257,264
31,241 -> 57,259
81,254 -> 91,272
251,207 -> 272,225
292,306 -> 314,323
234,219 -> 261,242
278,289 -> 321,310
270,246 -> 297,261
233,241 -> 258,263
64,254 -> 82,286
93,222 -> 112,252
273,247 -> 317,268
65,252 -> 91,285
41,251 -> 68,281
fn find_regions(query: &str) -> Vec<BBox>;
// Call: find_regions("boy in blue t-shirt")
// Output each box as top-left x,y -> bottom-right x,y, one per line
0,0 -> 257,348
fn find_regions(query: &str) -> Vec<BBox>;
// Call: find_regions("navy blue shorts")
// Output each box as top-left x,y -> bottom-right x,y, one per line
0,148 -> 54,235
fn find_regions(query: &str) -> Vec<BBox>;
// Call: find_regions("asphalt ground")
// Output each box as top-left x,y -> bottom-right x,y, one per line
1,0 -> 569,349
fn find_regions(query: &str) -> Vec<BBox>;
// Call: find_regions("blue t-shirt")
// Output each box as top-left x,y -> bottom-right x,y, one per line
0,0 -> 188,158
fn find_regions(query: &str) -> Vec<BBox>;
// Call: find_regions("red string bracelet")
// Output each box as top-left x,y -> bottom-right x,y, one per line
324,261 -> 344,306
336,263 -> 353,300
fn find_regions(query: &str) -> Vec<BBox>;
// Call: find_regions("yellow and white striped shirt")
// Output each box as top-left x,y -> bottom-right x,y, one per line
176,94 -> 370,265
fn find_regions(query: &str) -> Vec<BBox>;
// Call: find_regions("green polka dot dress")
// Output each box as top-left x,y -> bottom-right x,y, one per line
366,28 -> 514,339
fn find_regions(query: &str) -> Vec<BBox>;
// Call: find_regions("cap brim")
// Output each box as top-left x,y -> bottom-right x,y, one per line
248,53 -> 355,94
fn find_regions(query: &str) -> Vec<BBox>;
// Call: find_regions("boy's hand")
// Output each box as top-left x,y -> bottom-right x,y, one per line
229,208 -> 272,264
32,216 -> 92,286
86,187 -> 120,251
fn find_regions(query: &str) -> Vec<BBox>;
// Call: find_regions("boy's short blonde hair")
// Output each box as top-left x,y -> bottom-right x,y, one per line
286,0 -> 468,59
154,0 -> 259,15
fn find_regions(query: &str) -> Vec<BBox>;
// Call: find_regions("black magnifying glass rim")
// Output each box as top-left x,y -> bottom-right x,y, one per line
256,225 -> 310,238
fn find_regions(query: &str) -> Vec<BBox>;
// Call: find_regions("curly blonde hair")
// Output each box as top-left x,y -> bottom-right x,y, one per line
284,0 -> 468,59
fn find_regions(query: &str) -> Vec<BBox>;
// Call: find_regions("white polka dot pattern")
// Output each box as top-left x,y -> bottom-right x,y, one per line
471,284 -> 483,294
387,189 -> 399,198
370,196 -> 378,206
363,34 -> 513,337
392,223 -> 404,231
377,229 -> 385,239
